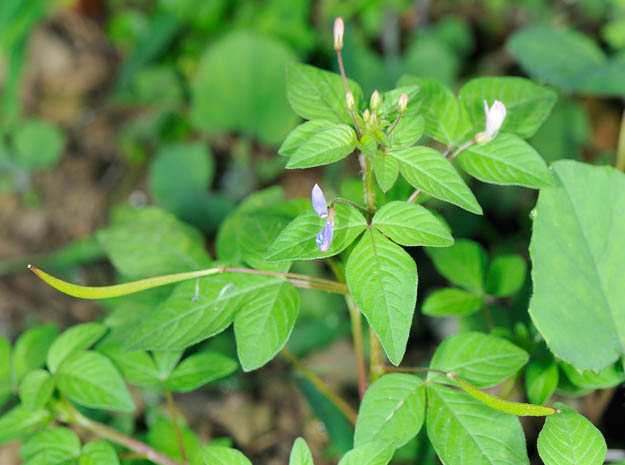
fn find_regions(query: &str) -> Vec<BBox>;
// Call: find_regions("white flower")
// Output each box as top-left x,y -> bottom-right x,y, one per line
474,100 -> 506,145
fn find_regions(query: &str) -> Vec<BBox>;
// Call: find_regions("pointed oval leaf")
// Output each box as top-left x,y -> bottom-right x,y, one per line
0,405 -> 53,445
280,120 -> 336,156
79,440 -> 120,465
457,133 -> 552,188
372,201 -> 453,247
422,288 -> 483,317
165,351 -> 237,392
98,345 -> 160,386
485,255 -> 527,297
354,374 -> 425,449
21,427 -> 81,464
389,146 -> 482,214
19,369 -> 55,412
560,360 -> 625,389
425,239 -> 487,293
286,124 -> 356,169
390,115 -> 424,148
346,229 -> 417,365
153,350 -> 183,380
47,322 -> 107,373
56,351 -> 134,412
337,442 -> 394,465
13,324 -> 58,384
525,343 -> 559,405
537,403 -> 606,465
201,446 -> 252,465
372,152 -> 399,192
429,332 -> 529,388
289,437 -> 314,465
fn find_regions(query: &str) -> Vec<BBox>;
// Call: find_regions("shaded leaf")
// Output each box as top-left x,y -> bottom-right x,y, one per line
0,405 -> 53,445
13,324 -> 58,383
47,322 -> 107,373
165,351 -> 237,392
422,288 -> 482,317
21,427 -> 81,465
19,369 -> 55,412
79,440 -> 120,465
486,255 -> 526,297
426,239 -> 487,293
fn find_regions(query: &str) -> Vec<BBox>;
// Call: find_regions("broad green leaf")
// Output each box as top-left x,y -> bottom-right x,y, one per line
19,369 -> 55,412
47,323 -> 107,373
426,239 -> 487,293
56,351 -> 134,412
429,332 -> 529,387
0,405 -> 52,445
389,146 -> 482,214
525,343 -> 558,405
346,229 -> 417,365
354,374 -> 425,449
127,273 -> 286,351
201,446 -> 252,465
279,120 -> 336,156
289,437 -> 314,465
457,134 -> 552,188
79,440 -> 120,465
560,361 -> 625,389
13,324 -> 58,383
191,32 -> 298,145
422,288 -> 482,317
0,336 -> 10,404
165,351 -> 237,392
98,345 -> 160,386
234,280 -> 299,371
372,201 -> 453,247
97,207 -> 211,279
485,255 -> 527,297
389,115 -> 425,148
378,86 -> 420,120
459,77 -> 557,138
372,152 -> 399,192
13,119 -> 66,171
286,63 -> 362,125
153,350 -> 183,380
337,442 -> 394,465
427,383 -> 529,465
529,161 -> 625,369
147,415 -> 202,464
21,427 -> 81,465
286,123 -> 356,168
266,203 -> 366,261
537,403 -> 606,465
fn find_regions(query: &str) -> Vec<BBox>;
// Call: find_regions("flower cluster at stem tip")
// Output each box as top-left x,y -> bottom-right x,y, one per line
311,184 -> 334,253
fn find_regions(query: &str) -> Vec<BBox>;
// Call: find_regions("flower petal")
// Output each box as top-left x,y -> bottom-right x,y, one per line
311,184 -> 328,218
315,222 -> 334,253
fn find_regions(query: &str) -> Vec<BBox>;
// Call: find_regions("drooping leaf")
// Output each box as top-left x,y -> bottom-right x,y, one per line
201,446 -> 252,465
337,442 -> 394,465
426,239 -> 487,293
426,383 -> 530,465
266,203 -> 366,261
79,440 -> 120,465
459,77 -> 557,138
428,332 -> 529,387
286,123 -> 356,169
98,345 -> 160,386
289,437 -> 314,465
537,403 -> 606,465
56,351 -> 134,412
47,323 -> 107,373
372,201 -> 453,247
19,369 -> 55,412
372,152 -> 399,192
525,342 -> 559,405
389,146 -> 482,214
485,255 -> 527,297
529,161 -> 625,370
0,405 -> 53,445
13,324 -> 58,383
165,351 -> 237,392
279,120 -> 336,156
346,229 -> 417,365
234,280 -> 299,371
20,427 -> 81,465
354,374 -> 425,449
422,288 -> 483,317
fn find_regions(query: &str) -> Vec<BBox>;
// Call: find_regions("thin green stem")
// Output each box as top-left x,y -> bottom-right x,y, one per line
617,108 -> 625,172
386,112 -> 402,136
384,366 -> 447,376
364,154 -> 376,216
336,49 -> 362,137
447,140 -> 474,161
330,197 -> 369,214
164,388 -> 188,465
345,295 -> 368,400
281,348 -> 357,425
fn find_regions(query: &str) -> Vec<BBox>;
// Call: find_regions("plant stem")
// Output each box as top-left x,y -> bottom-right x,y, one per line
386,112 -> 402,136
369,327 -> 384,383
331,197 -> 369,214
336,49 -> 362,137
447,140 -> 474,161
164,388 -> 188,465
617,108 -> 625,172
281,348 -> 357,425
345,295 -> 368,400
62,400 -> 183,465
406,188 -> 421,203
363,154 -> 376,216
384,366 -> 448,376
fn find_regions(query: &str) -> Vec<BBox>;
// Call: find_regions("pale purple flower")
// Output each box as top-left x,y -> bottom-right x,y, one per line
311,184 -> 328,218
316,222 -> 334,253
311,184 -> 334,253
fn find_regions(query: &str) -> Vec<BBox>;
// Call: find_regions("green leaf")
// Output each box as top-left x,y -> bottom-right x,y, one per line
47,323 -> 107,373
372,152 -> 399,192
97,207 -> 211,279
266,203 -> 367,261
372,201 -> 453,247
426,383 -> 529,465
389,146 -> 482,214
457,134 -> 552,188
346,229 -> 417,365
234,280 -> 299,371
0,336 -> 11,404
165,351 -> 237,392
459,77 -> 557,138
422,288 -> 483,317
426,239 -> 487,293
56,351 -> 134,412
13,324 -> 58,383
289,437 -> 314,465
19,369 -> 55,412
389,115 -> 425,148
279,120 -> 336,156
525,343 -> 559,405
485,255 -> 526,297
201,446 -> 252,465
286,123 -> 356,168
13,119 -> 66,171
337,442 -> 394,465
79,440 -> 120,465
191,32 -> 298,145
560,361 -> 625,389
148,414 -> 202,464
0,405 -> 52,445
153,350 -> 183,379
21,427 -> 81,465
354,374 -> 425,450
286,63 -> 362,125
529,161 -> 625,370
98,345 -> 160,386
537,403 -> 606,465
429,332 -> 529,387
378,86 -> 419,120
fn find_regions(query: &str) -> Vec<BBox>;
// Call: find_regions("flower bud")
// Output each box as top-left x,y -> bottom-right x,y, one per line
363,109 -> 371,123
334,17 -> 344,51
484,99 -> 506,138
370,90 -> 380,112
398,92 -> 408,113
346,91 -> 355,111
